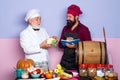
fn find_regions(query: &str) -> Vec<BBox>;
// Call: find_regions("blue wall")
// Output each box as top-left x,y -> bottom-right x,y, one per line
0,0 -> 120,38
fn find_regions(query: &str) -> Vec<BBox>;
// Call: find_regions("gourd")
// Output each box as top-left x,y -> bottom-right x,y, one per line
16,58 -> 34,69
47,38 -> 57,45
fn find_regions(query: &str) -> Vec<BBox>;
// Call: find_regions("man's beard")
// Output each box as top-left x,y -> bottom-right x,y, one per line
66,18 -> 76,28
31,22 -> 40,28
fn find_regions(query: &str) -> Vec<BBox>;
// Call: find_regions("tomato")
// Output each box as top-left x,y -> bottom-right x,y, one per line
35,69 -> 41,74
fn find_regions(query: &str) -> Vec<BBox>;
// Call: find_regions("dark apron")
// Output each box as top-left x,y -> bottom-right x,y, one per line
60,32 -> 78,70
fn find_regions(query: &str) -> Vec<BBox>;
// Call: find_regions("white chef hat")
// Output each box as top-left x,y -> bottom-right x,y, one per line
25,9 -> 40,22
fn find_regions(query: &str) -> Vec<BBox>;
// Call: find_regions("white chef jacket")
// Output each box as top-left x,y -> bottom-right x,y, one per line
20,25 -> 49,64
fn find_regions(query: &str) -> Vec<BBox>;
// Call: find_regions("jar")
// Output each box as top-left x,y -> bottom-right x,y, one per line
96,64 -> 105,77
88,64 -> 96,78
21,70 -> 29,79
41,61 -> 49,72
104,64 -> 114,80
34,61 -> 49,73
52,70 -> 57,78
79,64 -> 87,77
15,68 -> 24,78
113,72 -> 118,80
107,72 -> 118,80
108,72 -> 114,80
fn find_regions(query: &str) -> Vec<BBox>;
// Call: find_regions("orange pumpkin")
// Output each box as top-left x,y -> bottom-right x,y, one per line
16,58 -> 34,69
45,72 -> 53,79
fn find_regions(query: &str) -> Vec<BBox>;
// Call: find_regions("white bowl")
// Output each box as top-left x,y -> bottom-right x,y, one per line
72,72 -> 78,77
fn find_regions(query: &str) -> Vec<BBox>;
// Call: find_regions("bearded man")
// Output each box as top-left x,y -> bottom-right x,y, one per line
58,4 -> 92,70
20,9 -> 52,69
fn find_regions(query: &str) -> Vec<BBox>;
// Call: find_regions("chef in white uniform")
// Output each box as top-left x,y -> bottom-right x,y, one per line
20,9 -> 51,68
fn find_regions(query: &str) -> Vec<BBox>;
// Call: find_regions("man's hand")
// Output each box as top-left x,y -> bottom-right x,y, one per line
66,37 -> 76,48
51,36 -> 59,42
66,43 -> 76,48
40,40 -> 51,48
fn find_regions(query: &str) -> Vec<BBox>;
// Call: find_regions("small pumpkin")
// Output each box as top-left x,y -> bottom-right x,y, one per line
16,58 -> 34,69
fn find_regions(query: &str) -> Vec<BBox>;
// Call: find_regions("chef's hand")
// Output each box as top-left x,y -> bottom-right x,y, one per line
66,43 -> 76,48
51,36 -> 59,42
40,40 -> 51,48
